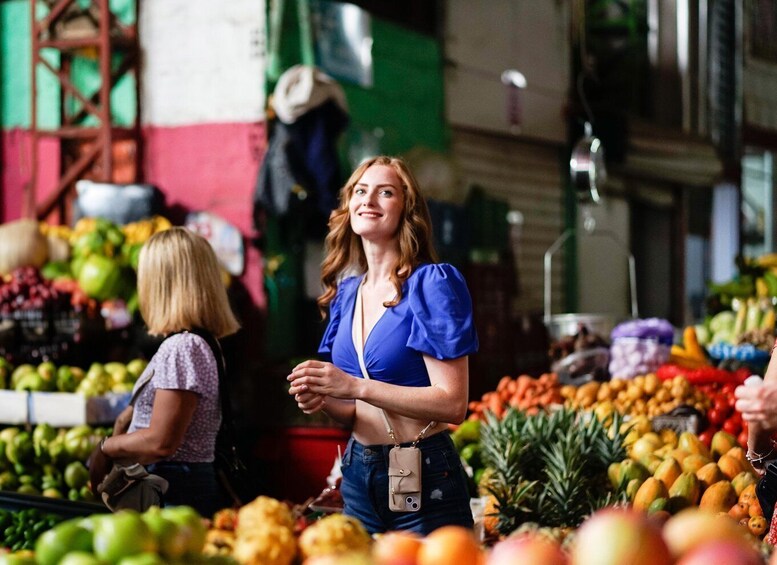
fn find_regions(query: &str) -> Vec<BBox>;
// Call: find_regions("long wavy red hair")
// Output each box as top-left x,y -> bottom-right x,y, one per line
318,156 -> 438,317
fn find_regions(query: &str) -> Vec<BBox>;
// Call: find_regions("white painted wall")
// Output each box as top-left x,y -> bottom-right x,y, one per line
139,0 -> 266,126
444,0 -> 569,143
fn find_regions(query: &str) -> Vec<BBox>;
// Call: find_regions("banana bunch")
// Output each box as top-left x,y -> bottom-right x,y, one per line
121,215 -> 172,245
669,326 -> 711,369
70,217 -> 99,242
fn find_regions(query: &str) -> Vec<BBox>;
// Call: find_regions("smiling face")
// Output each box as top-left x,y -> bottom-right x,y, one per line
349,164 -> 405,244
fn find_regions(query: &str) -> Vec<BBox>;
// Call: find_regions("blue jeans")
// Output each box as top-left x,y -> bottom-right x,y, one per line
146,461 -> 229,518
340,432 -> 474,535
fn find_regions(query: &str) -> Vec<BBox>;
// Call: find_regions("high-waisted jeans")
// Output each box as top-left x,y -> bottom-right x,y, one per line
146,461 -> 229,518
340,432 -> 474,535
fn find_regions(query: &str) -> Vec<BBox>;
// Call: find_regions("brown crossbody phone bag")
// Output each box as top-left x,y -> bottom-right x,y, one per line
353,280 -> 436,513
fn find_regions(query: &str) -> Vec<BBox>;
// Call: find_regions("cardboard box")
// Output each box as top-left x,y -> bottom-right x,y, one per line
29,392 -> 131,427
0,390 -> 29,425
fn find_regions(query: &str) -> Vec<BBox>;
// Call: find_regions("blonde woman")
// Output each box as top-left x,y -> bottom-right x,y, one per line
89,227 -> 240,516
288,156 -> 478,534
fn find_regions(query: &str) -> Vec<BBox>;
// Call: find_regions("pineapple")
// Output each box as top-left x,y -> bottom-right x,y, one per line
480,407 -> 629,537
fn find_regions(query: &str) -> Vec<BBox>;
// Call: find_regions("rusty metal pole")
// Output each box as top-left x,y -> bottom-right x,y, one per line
98,0 -> 112,182
26,0 -> 39,220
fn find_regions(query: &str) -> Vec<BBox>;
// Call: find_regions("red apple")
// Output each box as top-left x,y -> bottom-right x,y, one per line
570,507 -> 672,565
487,534 -> 568,565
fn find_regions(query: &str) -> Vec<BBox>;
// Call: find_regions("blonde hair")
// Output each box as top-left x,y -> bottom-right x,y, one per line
137,227 -> 240,338
318,155 -> 438,317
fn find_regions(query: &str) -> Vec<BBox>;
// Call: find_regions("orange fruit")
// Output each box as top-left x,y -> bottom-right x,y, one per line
373,531 -> 423,565
417,526 -> 482,565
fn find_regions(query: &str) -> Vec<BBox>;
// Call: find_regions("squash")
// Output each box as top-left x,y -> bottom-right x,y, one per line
0,220 -> 48,275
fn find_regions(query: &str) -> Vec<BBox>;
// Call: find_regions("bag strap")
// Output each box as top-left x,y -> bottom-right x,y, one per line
352,279 -> 436,448
183,328 -> 238,442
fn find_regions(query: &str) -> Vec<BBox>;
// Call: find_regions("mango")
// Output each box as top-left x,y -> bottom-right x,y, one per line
608,462 -> 622,489
695,462 -> 725,491
710,430 -> 738,460
724,447 -> 755,474
731,471 -> 757,497
640,454 -> 663,475
627,478 -> 645,500
699,480 -> 738,514
678,431 -> 711,459
669,472 -> 701,505
619,459 -> 651,485
631,435 -> 662,461
633,477 -> 669,512
648,497 -> 669,514
659,428 -> 678,448
668,448 -> 690,465
654,458 -> 682,491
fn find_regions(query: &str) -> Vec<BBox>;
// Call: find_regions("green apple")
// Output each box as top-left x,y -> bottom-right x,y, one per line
35,521 -> 93,565
116,553 -> 167,565
160,506 -> 206,556
59,552 -> 102,565
142,507 -> 188,560
0,555 -> 36,565
126,359 -> 148,380
93,510 -> 157,563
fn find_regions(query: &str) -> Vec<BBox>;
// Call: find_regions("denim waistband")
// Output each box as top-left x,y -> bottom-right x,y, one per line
347,431 -> 453,464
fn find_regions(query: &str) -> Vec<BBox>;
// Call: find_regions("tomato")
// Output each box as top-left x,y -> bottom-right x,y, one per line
738,429 -> 749,449
698,428 -> 715,448
723,417 -> 741,436
707,408 -> 726,426
713,396 -> 731,418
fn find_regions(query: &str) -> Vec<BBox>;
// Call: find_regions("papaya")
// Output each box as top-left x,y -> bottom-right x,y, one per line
731,471 -> 757,496
696,462 -> 726,491
619,459 -> 651,485
669,472 -> 701,505
710,430 -> 738,460
633,477 -> 669,512
699,480 -> 738,514
724,447 -> 755,475
678,431 -> 711,459
654,458 -> 683,491
717,453 -> 749,480
668,448 -> 691,465
681,453 -> 712,474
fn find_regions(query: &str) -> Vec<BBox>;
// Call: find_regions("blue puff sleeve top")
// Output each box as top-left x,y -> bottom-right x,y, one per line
319,263 -> 479,387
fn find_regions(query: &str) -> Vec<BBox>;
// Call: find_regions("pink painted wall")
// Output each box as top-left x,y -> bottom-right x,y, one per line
2,129 -> 60,221
0,122 -> 267,311
142,121 -> 267,310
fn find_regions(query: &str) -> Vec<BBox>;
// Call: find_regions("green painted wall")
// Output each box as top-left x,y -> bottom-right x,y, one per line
1,0 -> 136,129
271,5 -> 448,157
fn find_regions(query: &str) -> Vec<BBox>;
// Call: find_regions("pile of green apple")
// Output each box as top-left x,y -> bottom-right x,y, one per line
4,506 -> 235,565
0,424 -> 107,502
2,359 -> 147,396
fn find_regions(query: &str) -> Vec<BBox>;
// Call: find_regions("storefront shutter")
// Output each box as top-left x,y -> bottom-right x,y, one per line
451,126 -> 566,315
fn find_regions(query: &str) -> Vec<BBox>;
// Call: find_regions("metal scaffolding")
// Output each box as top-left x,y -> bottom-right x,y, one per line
27,0 -> 140,222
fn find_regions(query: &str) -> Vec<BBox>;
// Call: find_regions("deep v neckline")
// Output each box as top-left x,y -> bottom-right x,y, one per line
353,276 -> 393,352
